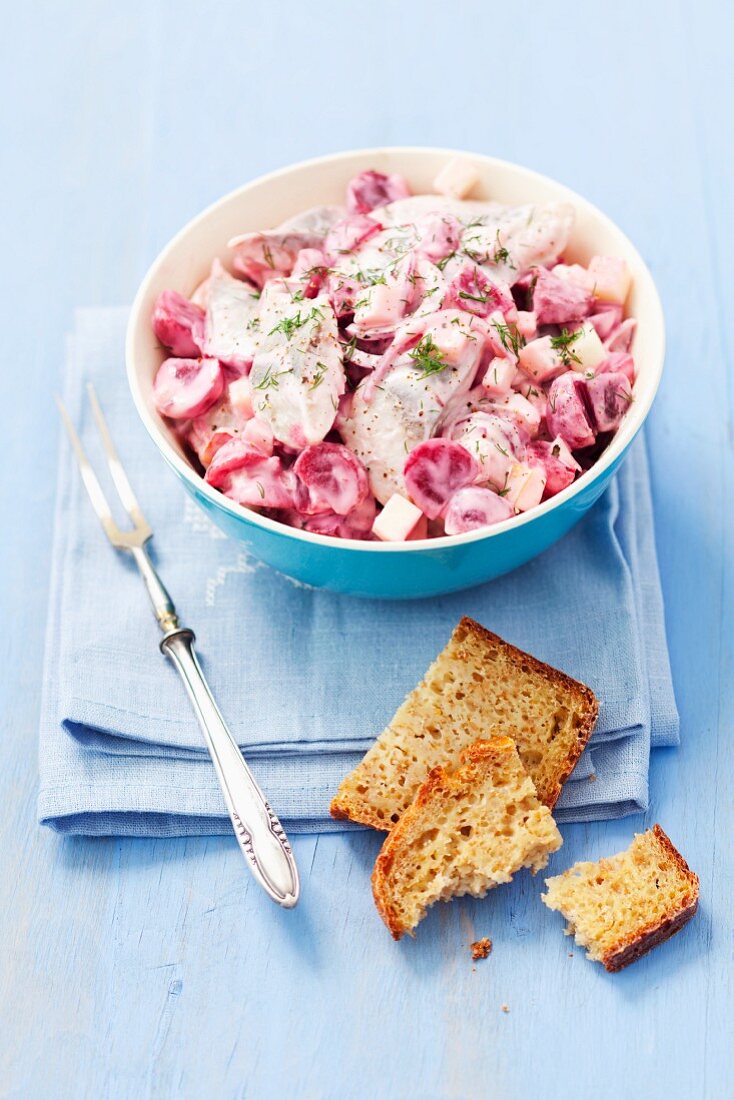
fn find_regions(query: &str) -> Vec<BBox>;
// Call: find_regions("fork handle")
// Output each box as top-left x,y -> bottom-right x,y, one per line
160,628 -> 300,908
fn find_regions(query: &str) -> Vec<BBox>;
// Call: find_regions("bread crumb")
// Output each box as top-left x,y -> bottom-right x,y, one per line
588,773 -> 597,783
470,937 -> 492,961
500,1003 -> 510,1014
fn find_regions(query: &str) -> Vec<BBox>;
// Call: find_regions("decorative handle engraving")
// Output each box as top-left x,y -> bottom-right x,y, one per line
160,629 -> 299,907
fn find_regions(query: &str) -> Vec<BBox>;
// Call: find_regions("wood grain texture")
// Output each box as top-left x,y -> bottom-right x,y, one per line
1,1 -> 732,1097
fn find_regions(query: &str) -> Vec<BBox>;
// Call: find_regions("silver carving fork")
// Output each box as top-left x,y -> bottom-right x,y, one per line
57,383 -> 300,908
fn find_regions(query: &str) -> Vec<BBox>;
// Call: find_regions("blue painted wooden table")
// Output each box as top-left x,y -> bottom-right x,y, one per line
2,2 -> 732,1096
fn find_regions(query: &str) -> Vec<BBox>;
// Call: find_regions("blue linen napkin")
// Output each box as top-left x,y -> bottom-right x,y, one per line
38,309 -> 679,835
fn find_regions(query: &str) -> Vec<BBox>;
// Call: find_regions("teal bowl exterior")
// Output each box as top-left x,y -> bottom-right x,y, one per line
127,149 -> 665,600
172,443 -> 629,600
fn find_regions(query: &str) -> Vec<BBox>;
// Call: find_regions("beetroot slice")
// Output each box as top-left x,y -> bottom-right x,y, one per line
531,267 -> 592,325
588,305 -> 623,342
444,487 -> 514,534
585,372 -> 634,432
526,440 -> 577,497
345,170 -> 411,215
205,438 -> 262,484
152,290 -> 205,357
546,373 -> 596,450
404,439 -> 479,520
293,443 -> 369,516
201,430 -> 233,468
597,351 -> 635,384
153,357 -> 224,420
325,215 -> 382,257
415,213 -> 462,262
205,438 -> 294,509
444,263 -> 515,319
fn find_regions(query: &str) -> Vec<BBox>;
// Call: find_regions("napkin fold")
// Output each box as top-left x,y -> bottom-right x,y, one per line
38,309 -> 678,835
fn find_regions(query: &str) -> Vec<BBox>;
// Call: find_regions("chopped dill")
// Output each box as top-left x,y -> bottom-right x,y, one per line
363,270 -> 388,286
492,318 -> 526,358
309,362 -> 328,390
492,230 -> 511,266
550,327 -> 583,367
342,335 -> 357,362
268,306 -> 324,340
253,365 -> 289,391
408,333 -> 449,379
436,251 -> 457,272
459,289 -> 491,306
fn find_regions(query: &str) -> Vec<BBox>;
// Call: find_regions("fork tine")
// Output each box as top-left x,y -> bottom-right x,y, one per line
86,383 -> 152,541
56,395 -> 126,546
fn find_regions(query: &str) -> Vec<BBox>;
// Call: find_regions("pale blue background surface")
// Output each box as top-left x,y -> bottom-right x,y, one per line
1,2 -> 732,1097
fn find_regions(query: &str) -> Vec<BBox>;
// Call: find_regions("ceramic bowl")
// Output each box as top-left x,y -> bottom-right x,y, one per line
126,147 -> 664,598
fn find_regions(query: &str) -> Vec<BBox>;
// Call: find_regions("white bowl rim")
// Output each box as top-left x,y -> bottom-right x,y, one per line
127,145 -> 665,554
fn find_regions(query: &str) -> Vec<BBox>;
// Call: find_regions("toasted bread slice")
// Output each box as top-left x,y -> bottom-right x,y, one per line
542,825 -> 699,971
372,737 -> 562,939
331,617 -> 598,830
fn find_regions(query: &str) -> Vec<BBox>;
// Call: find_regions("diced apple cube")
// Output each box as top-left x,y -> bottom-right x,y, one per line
505,464 -> 547,512
568,322 -> 606,372
516,311 -> 537,340
485,309 -> 519,362
606,317 -> 636,354
433,157 -> 480,200
372,493 -> 425,542
512,375 -> 547,419
598,351 -> 635,384
588,305 -> 623,342
492,393 -> 542,437
228,376 -> 254,418
407,515 -> 429,540
549,435 -> 581,472
551,263 -> 596,293
352,281 -> 405,335
518,335 -> 565,383
429,316 -> 482,366
481,357 -> 516,396
588,256 -> 632,305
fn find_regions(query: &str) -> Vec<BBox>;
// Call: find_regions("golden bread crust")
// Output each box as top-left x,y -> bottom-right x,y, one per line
372,736 -> 561,939
331,617 -> 598,830
542,823 -> 699,972
600,826 -> 699,971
